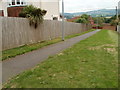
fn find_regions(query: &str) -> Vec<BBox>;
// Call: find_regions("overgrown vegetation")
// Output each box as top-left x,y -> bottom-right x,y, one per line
104,15 -> 120,26
75,14 -> 90,24
72,13 -> 120,27
19,5 -> 47,28
3,30 -> 118,88
2,29 -> 95,61
93,17 -> 105,26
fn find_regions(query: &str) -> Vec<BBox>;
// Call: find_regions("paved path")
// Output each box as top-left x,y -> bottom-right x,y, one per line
2,30 -> 100,83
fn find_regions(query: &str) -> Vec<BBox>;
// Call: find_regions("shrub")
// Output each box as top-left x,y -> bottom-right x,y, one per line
75,14 -> 90,24
19,12 -> 26,18
19,5 -> 47,29
110,20 -> 118,26
76,18 -> 89,24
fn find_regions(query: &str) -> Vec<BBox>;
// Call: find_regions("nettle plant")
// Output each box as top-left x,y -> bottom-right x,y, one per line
19,5 -> 47,29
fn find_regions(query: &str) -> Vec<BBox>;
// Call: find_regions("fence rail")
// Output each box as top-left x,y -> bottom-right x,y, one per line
1,17 -> 92,50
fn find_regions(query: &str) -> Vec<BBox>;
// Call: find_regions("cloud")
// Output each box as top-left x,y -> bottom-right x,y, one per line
60,0 -> 119,13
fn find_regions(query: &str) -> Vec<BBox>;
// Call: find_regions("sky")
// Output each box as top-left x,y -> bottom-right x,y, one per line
59,0 -> 120,13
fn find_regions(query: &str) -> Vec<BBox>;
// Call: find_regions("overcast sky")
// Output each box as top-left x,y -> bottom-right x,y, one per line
59,0 -> 120,13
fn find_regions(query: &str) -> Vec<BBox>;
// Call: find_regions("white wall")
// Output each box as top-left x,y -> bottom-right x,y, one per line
41,1 -> 60,20
29,0 -> 60,20
0,0 -> 8,16
21,0 -> 60,20
118,1 -> 120,14
26,0 -> 41,8
0,1 -> 2,10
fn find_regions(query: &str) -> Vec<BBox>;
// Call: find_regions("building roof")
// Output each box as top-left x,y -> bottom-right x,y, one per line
67,16 -> 94,25
67,16 -> 81,22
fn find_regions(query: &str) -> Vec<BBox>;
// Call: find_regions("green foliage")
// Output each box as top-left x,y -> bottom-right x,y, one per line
75,14 -> 90,24
76,18 -> 88,24
92,24 -> 103,28
19,5 -> 47,28
81,14 -> 90,20
104,18 -> 112,23
104,15 -> 120,26
93,17 -> 105,25
118,22 -> 120,26
110,20 -> 118,26
110,15 -> 120,20
19,12 -> 26,18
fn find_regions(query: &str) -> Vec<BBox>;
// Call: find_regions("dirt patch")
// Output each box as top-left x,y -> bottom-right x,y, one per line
104,48 -> 116,53
58,53 -> 64,56
88,44 -> 116,54
89,44 -> 115,50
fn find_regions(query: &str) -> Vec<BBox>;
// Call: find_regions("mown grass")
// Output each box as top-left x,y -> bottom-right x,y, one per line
2,29 -> 95,61
3,30 -> 118,88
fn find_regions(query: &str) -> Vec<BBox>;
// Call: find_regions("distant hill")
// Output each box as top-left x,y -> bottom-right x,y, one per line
64,9 -> 116,19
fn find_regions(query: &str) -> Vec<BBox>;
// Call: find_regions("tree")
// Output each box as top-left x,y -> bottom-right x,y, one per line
104,18 -> 112,23
75,14 -> 90,24
110,19 -> 119,26
81,14 -> 90,20
109,15 -> 120,26
19,5 -> 47,28
76,18 -> 88,24
93,17 -> 105,25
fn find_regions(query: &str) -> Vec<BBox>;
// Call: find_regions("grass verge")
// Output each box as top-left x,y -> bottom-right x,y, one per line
3,30 -> 118,88
2,29 -> 95,61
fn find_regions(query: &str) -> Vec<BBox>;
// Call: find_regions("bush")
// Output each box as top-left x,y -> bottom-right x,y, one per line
76,18 -> 88,23
19,5 -> 47,28
110,20 -> 118,26
75,14 -> 90,24
19,12 -> 26,18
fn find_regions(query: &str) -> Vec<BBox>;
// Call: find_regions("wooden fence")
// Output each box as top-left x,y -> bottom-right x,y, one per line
1,17 -> 92,50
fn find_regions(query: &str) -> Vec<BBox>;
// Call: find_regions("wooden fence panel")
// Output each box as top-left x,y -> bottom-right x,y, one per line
1,17 -> 92,50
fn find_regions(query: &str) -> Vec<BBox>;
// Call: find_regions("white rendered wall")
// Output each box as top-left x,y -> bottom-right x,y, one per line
41,0 -> 60,20
0,0 -> 8,16
28,0 -> 60,20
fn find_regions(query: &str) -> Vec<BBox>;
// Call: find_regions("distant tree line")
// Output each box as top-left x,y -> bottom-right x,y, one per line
104,15 -> 120,26
74,14 -> 120,26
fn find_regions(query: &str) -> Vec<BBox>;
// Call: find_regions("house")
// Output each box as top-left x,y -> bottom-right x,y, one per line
89,16 -> 94,25
67,16 -> 81,22
0,0 -> 60,20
